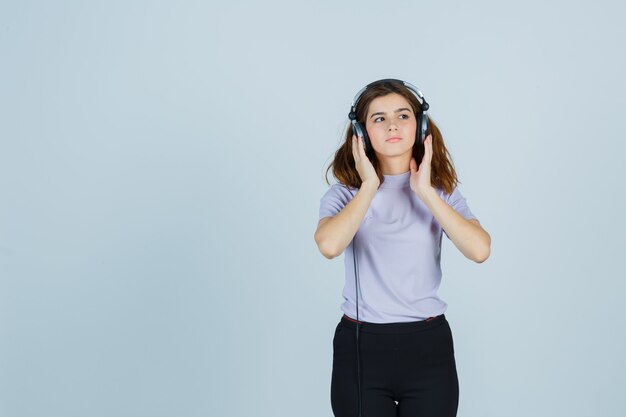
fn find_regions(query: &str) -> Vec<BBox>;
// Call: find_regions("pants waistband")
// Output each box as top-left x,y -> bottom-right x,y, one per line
340,313 -> 446,334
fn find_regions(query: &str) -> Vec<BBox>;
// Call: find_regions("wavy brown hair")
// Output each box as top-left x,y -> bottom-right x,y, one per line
324,80 -> 460,195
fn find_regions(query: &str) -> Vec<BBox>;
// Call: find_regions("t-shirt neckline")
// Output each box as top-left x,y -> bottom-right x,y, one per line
380,170 -> 411,189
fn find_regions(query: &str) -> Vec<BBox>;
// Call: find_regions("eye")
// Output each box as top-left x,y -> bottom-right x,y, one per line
399,114 -> 410,119
374,116 -> 384,122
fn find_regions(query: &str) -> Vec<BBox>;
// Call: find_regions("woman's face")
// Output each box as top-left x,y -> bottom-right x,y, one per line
365,93 -> 417,158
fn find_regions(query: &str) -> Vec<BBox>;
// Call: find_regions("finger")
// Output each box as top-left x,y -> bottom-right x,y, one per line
351,134 -> 358,160
421,142 -> 429,162
410,158 -> 417,174
426,135 -> 433,160
357,136 -> 365,160
358,135 -> 366,157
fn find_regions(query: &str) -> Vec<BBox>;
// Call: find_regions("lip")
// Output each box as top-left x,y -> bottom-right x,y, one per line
386,137 -> 401,142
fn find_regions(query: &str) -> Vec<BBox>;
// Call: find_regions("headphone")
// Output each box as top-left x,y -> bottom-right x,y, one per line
348,78 -> 430,155
348,79 -> 430,417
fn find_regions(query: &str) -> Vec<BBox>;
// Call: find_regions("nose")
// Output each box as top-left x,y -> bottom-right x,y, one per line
388,122 -> 398,131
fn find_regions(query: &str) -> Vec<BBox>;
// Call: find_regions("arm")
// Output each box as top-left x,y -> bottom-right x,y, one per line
419,187 -> 491,263
410,135 -> 490,262
314,180 -> 379,259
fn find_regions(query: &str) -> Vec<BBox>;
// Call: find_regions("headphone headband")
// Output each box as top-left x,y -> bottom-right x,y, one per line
349,78 -> 429,117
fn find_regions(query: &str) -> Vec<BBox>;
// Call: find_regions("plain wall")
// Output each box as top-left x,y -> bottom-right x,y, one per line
1,1 -> 625,416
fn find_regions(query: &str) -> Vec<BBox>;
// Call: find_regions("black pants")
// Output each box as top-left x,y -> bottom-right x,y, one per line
331,314 -> 459,417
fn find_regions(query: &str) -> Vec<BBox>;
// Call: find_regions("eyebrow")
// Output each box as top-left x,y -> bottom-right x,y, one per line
369,108 -> 412,119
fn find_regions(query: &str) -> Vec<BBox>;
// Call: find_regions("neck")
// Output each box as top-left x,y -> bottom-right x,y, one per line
377,153 -> 412,175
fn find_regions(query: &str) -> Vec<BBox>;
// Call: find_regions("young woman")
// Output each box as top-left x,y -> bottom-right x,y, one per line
314,79 -> 491,417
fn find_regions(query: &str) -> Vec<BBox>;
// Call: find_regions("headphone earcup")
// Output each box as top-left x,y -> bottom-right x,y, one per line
413,113 -> 427,165
416,113 -> 423,144
416,112 -> 430,144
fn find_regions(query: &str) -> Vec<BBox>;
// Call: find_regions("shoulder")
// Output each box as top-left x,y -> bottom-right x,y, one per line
318,182 -> 358,219
321,182 -> 357,199
437,185 -> 465,202
436,184 -> 478,220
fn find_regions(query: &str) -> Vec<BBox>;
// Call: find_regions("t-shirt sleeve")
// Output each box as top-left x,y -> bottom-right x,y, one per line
318,183 -> 356,220
443,186 -> 477,239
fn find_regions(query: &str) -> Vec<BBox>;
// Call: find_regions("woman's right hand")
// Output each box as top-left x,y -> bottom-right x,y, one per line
352,134 -> 379,187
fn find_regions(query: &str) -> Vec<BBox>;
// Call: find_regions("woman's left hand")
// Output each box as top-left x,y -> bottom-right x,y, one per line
409,134 -> 434,199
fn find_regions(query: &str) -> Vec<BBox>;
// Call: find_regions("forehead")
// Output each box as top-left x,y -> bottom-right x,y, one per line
367,93 -> 412,115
